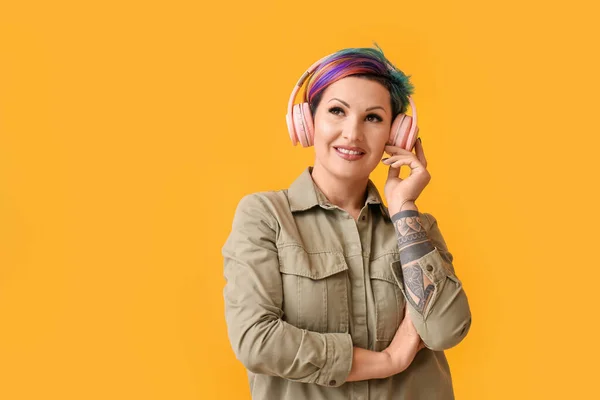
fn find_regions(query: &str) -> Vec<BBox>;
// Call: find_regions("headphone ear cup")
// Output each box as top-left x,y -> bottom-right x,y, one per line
300,102 -> 314,146
396,116 -> 413,150
292,103 -> 309,147
389,97 -> 419,150
389,114 -> 407,147
293,102 -> 314,147
404,125 -> 420,152
390,115 -> 414,150
286,113 -> 298,146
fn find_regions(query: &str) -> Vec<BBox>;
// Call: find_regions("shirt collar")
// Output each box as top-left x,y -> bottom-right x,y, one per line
287,166 -> 391,220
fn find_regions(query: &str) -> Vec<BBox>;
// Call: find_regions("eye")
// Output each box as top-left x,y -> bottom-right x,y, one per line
366,113 -> 383,123
328,106 -> 344,116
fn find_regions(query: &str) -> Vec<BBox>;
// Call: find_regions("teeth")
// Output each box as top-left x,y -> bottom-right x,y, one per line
337,148 -> 363,155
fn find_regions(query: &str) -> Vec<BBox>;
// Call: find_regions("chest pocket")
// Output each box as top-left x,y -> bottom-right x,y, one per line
370,252 -> 406,346
278,245 -> 350,333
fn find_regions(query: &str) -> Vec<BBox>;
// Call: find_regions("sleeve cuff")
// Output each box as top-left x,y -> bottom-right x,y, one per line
390,247 -> 454,288
315,333 -> 353,387
418,246 -> 455,284
391,247 -> 460,320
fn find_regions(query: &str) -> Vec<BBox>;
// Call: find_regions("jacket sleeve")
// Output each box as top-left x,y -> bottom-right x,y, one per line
392,212 -> 472,351
222,193 -> 353,387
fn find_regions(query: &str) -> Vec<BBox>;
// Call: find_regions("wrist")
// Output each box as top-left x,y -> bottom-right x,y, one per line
381,348 -> 407,376
389,200 -> 418,216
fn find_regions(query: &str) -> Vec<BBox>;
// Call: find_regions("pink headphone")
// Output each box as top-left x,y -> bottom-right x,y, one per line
286,53 -> 420,151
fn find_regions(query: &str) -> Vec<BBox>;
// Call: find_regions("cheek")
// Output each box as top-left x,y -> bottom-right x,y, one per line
313,120 -> 339,149
314,120 -> 338,143
369,129 -> 390,153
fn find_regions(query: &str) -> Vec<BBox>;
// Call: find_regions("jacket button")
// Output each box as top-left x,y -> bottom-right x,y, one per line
426,265 -> 433,272
329,380 -> 337,386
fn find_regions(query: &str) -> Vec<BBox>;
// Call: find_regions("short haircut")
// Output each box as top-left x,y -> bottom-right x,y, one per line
305,43 -> 415,118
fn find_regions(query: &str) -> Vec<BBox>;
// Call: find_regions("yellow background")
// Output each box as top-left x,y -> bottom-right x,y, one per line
1,0 -> 598,398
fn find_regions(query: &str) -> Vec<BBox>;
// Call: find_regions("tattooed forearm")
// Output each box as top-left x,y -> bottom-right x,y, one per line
402,264 -> 435,313
392,209 -> 436,314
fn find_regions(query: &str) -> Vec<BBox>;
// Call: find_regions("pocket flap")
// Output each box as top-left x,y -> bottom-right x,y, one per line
278,246 -> 348,280
369,252 -> 401,285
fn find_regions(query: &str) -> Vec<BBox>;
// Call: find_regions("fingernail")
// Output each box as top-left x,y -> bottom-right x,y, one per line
382,158 -> 390,164
418,137 -> 422,144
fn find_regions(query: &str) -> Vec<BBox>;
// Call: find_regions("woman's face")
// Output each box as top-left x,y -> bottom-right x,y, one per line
312,76 -> 392,183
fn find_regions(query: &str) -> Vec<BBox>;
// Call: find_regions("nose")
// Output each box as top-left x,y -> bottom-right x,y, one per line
342,117 -> 364,142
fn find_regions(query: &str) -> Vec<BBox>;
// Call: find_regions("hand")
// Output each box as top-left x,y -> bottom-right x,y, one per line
382,138 -> 430,214
382,304 -> 426,374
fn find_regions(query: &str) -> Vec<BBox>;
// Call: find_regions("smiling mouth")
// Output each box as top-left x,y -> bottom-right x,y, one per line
334,147 -> 365,155
334,146 -> 366,160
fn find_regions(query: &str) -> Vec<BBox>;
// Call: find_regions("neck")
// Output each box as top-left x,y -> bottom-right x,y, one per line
310,163 -> 369,213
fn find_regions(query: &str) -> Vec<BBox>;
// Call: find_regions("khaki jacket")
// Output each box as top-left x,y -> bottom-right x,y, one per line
222,167 -> 472,399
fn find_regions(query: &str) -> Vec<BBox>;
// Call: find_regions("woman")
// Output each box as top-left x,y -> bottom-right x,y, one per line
222,45 -> 472,399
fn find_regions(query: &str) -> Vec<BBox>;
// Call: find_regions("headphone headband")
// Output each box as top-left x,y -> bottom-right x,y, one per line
287,54 -> 331,121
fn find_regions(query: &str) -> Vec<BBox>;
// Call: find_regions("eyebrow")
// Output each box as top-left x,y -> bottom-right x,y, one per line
328,98 -> 387,114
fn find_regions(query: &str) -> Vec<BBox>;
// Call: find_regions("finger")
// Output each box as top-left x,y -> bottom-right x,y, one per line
385,145 -> 413,156
382,154 -> 417,165
387,164 -> 402,181
390,157 -> 424,171
390,159 -> 408,169
414,138 -> 427,168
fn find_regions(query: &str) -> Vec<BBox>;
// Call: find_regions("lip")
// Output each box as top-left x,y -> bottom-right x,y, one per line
333,145 -> 366,161
334,145 -> 366,153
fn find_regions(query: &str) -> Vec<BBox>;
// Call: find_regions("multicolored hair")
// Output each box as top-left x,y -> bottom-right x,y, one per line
305,43 -> 414,118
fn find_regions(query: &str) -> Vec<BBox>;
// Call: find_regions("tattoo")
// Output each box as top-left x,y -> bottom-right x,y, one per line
403,264 -> 435,313
392,210 -> 436,315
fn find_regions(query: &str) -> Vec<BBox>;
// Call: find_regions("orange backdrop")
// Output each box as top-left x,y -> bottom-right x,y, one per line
1,0 -> 599,399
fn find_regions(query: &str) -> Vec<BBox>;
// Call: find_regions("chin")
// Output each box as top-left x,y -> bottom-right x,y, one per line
327,157 -> 373,181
